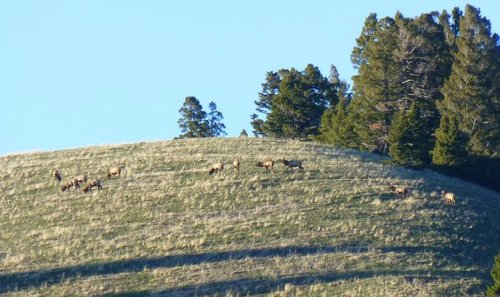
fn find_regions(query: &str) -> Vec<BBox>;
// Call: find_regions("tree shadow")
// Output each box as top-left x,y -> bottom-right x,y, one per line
104,269 -> 483,297
0,244 -> 475,294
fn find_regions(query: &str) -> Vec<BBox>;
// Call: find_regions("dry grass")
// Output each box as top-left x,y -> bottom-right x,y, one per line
0,137 -> 499,296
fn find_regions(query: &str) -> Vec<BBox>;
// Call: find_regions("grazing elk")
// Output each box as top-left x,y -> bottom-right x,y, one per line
61,179 -> 78,192
256,160 -> 274,173
107,166 -> 122,180
233,160 -> 240,173
82,179 -> 103,193
442,191 -> 456,206
208,162 -> 225,175
53,170 -> 62,182
389,185 -> 409,198
74,175 -> 87,184
281,159 -> 304,171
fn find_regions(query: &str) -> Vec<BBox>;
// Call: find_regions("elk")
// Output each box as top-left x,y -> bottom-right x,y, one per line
389,185 -> 409,198
442,191 -> 456,206
233,160 -> 240,173
53,170 -> 62,182
82,179 -> 103,193
208,162 -> 224,175
107,167 -> 122,180
281,159 -> 304,171
61,179 -> 78,192
256,160 -> 274,173
74,175 -> 87,184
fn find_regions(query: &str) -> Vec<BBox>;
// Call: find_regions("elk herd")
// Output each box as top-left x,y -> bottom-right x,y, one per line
51,158 -> 458,206
52,166 -> 121,193
209,158 -> 304,175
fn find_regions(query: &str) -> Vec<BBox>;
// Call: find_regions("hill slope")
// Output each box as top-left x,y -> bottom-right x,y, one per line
0,138 -> 499,296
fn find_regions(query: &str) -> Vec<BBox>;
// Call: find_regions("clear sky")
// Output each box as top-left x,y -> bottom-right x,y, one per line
1,0 -> 499,155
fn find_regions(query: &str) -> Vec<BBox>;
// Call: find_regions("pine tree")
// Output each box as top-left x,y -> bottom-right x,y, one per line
486,254 -> 500,296
177,96 -> 209,138
319,92 -> 357,148
439,5 -> 499,158
177,97 -> 226,138
239,129 -> 248,137
253,65 -> 336,138
206,101 -> 226,137
349,15 -> 401,154
432,113 -> 468,167
393,12 -> 452,163
388,102 -> 426,168
251,71 -> 283,136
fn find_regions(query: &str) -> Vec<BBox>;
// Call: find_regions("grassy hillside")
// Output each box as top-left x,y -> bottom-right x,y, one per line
0,138 -> 499,296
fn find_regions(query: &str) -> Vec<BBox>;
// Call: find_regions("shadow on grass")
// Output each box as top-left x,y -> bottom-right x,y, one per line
104,269 -> 482,297
0,245 -> 484,294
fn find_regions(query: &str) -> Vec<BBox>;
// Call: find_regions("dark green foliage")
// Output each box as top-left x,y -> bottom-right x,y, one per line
319,97 -> 358,148
239,129 -> 248,137
206,102 -> 227,137
486,254 -> 500,296
177,96 -> 209,138
394,12 -> 452,159
388,102 -> 427,168
252,65 -> 338,139
349,15 -> 401,154
431,113 -> 468,167
177,97 -> 226,138
438,5 -> 500,158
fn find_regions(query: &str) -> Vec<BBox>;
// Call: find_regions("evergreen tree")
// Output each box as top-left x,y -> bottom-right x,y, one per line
252,65 -> 337,138
251,71 -> 283,136
394,12 -> 452,163
388,102 -> 427,168
177,97 -> 226,138
319,96 -> 357,147
432,113 -> 468,167
486,254 -> 500,296
349,15 -> 401,154
439,5 -> 500,158
177,96 -> 209,138
239,129 -> 248,137
206,101 -> 226,137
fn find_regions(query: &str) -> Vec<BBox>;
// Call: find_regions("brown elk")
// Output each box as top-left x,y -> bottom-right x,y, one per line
61,179 -> 78,192
208,162 -> 224,175
389,185 -> 409,198
74,175 -> 87,183
442,191 -> 456,206
82,179 -> 103,193
107,167 -> 121,180
256,160 -> 274,173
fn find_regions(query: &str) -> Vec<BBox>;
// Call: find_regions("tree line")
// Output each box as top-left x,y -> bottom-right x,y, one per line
250,5 -> 499,190
177,5 -> 499,190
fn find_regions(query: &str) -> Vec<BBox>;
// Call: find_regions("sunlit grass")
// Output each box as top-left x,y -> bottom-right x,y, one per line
0,137 -> 499,296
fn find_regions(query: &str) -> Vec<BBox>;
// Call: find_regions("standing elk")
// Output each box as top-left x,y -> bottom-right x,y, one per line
208,162 -> 225,175
256,160 -> 274,173
442,190 -> 456,206
53,170 -> 62,182
107,167 -> 122,180
389,185 -> 409,198
233,160 -> 240,173
82,179 -> 103,193
281,159 -> 304,171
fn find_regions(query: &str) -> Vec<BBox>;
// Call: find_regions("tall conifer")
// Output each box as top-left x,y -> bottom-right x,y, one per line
432,113 -> 468,167
438,5 -> 499,157
349,15 -> 400,153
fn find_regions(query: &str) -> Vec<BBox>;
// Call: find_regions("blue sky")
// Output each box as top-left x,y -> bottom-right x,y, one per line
1,1 -> 499,155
